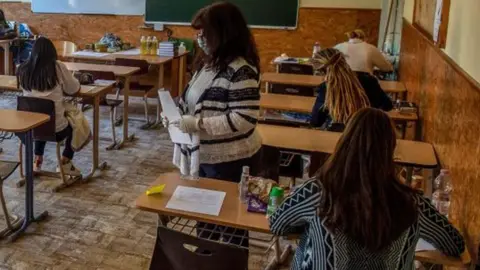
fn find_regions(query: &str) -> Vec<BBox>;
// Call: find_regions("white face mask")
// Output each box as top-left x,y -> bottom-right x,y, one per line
197,36 -> 209,55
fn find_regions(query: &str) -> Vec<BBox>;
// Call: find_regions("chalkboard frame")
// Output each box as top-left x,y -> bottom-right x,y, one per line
144,0 -> 299,30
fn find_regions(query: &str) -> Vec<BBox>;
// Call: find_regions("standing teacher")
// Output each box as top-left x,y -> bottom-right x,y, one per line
169,2 -> 262,184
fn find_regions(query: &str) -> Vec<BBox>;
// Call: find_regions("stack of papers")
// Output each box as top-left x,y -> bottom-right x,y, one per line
166,186 -> 226,216
72,51 -> 110,58
159,42 -> 175,57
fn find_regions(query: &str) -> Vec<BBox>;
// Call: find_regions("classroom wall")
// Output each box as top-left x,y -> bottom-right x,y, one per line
403,0 -> 480,83
301,0 -> 381,9
399,20 -> 480,259
0,2 -> 381,72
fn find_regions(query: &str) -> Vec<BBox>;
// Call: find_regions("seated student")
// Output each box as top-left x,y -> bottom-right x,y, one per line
310,48 -> 392,131
334,29 -> 393,74
270,108 -> 465,270
17,37 -> 81,176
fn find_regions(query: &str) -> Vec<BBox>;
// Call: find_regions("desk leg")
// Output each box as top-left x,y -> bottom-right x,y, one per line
153,64 -> 165,127
265,82 -> 270,94
117,76 -> 135,149
84,96 -> 108,180
178,55 -> 187,96
9,130 -> 48,242
3,44 -> 10,75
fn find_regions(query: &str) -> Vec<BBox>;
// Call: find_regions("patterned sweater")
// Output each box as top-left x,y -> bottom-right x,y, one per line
269,179 -> 465,270
173,58 -> 262,177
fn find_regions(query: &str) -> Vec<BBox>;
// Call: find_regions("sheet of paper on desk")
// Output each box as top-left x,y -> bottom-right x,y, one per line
158,91 -> 192,145
166,186 -> 226,216
113,48 -> 141,55
416,238 -> 436,251
93,80 -> 115,86
72,51 -> 110,58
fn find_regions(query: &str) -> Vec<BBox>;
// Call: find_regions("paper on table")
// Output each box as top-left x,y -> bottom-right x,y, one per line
166,186 -> 226,216
158,90 -> 192,145
113,48 -> 141,55
72,51 -> 110,58
416,238 -> 436,251
93,79 -> 115,86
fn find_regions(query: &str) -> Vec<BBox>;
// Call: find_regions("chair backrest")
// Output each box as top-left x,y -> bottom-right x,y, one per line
52,40 -> 77,56
17,96 -> 56,142
149,226 -> 248,270
279,63 -> 314,75
114,58 -> 149,75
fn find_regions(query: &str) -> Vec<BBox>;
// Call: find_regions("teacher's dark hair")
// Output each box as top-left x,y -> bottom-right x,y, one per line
17,37 -> 59,92
316,108 -> 417,252
191,1 -> 260,72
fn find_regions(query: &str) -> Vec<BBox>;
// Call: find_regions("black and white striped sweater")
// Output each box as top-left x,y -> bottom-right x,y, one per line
173,58 -> 262,176
269,179 -> 465,270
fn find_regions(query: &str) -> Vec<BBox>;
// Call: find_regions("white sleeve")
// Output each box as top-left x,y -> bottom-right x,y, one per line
57,62 -> 81,95
370,46 -> 393,72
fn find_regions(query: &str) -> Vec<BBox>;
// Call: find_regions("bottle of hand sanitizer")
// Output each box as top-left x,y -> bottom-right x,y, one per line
178,42 -> 186,55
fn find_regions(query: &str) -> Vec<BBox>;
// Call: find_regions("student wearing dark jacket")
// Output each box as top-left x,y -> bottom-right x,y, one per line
310,48 -> 392,130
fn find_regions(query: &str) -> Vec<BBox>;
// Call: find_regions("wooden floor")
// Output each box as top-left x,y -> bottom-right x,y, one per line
0,92 -> 290,270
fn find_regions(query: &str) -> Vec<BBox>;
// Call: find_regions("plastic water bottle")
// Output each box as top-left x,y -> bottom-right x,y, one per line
140,36 -> 147,55
150,36 -> 158,55
146,36 -> 152,55
267,187 -> 284,217
432,169 -> 453,216
312,42 -> 321,58
239,166 -> 249,203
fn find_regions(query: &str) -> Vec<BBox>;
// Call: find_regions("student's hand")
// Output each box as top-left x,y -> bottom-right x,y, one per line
171,116 -> 202,134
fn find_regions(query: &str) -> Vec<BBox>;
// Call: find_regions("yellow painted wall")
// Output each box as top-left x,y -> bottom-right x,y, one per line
443,0 -> 480,82
403,0 -> 415,22
403,0 -> 480,82
301,0 -> 381,9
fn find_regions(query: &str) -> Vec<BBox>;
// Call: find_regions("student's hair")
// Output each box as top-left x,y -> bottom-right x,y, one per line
346,29 -> 366,40
191,1 -> 260,72
312,48 -> 370,123
317,108 -> 417,252
17,37 -> 59,92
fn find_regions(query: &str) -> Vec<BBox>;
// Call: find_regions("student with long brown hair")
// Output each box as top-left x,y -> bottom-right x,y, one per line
310,48 -> 392,131
270,108 -> 464,270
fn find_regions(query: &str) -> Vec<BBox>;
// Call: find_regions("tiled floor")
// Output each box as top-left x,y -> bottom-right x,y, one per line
0,93 -> 290,270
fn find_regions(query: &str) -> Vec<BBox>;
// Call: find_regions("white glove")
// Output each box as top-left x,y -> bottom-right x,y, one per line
171,115 -> 202,134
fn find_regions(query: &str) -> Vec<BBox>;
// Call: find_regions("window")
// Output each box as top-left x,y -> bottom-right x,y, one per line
413,0 -> 450,48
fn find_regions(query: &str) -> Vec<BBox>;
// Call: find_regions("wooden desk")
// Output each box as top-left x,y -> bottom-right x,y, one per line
256,124 -> 436,168
62,62 -> 139,147
261,72 -> 407,96
136,173 -> 469,268
259,93 -> 418,124
0,75 -> 115,179
64,51 -> 189,97
136,172 -> 270,233
0,109 -> 50,241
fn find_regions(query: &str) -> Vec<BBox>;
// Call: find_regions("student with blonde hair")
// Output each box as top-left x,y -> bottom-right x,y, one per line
310,48 -> 392,131
335,29 -> 393,74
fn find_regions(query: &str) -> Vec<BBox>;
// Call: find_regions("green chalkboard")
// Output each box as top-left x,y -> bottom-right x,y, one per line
145,0 -> 299,29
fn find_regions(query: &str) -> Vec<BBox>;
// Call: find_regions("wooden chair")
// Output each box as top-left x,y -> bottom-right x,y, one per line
52,40 -> 77,59
114,58 -> 159,129
150,226 -> 248,270
16,96 -> 81,192
78,70 -> 123,150
0,160 -> 23,239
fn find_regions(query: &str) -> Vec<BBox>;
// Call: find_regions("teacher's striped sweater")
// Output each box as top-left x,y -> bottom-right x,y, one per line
173,58 -> 262,177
